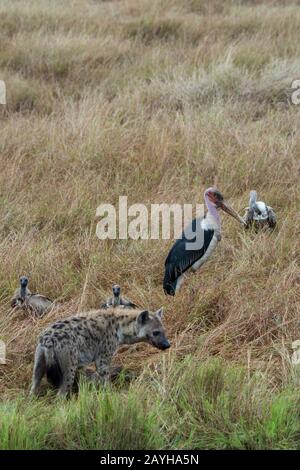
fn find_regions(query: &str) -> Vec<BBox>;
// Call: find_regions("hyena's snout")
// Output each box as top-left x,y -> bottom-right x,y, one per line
151,331 -> 170,350
160,337 -> 171,350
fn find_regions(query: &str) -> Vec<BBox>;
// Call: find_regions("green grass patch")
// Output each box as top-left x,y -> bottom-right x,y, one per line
0,358 -> 299,450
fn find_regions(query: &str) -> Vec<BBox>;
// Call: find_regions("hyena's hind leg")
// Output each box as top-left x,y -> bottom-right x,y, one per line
57,350 -> 78,396
30,344 -> 46,395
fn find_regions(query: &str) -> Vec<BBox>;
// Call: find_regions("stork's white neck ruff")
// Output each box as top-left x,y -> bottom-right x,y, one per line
204,194 -> 221,230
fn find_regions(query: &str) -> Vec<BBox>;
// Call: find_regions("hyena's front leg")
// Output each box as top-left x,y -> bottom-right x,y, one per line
57,351 -> 78,396
95,356 -> 111,386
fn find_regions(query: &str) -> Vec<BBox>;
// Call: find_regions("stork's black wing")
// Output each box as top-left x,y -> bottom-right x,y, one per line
163,217 -> 215,296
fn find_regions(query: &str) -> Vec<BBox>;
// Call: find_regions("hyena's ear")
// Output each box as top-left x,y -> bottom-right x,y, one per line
155,307 -> 164,321
137,310 -> 149,326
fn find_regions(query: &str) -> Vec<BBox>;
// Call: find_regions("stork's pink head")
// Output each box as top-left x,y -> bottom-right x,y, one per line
204,187 -> 246,225
204,187 -> 224,207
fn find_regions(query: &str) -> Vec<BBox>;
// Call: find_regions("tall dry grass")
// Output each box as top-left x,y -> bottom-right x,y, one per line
0,0 -> 299,407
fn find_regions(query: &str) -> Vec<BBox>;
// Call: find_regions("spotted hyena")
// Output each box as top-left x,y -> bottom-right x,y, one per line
30,307 -> 170,396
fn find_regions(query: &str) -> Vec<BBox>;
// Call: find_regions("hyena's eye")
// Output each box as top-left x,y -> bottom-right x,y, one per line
153,331 -> 160,337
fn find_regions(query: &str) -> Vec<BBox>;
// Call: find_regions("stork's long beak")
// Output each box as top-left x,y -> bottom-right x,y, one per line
220,201 -> 246,225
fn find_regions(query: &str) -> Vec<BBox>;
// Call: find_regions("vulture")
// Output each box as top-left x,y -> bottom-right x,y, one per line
243,190 -> 276,229
11,276 -> 54,317
101,284 -> 138,309
11,275 -> 31,307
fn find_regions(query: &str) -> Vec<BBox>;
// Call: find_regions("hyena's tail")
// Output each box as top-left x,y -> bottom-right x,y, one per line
44,347 -> 63,388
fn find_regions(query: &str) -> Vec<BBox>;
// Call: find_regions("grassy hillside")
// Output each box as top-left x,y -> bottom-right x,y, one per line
0,0 -> 299,449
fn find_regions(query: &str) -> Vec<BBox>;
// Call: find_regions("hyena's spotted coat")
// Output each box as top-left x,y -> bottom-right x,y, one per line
30,307 -> 170,396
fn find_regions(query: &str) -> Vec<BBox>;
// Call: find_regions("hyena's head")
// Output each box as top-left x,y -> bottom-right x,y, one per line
135,308 -> 170,350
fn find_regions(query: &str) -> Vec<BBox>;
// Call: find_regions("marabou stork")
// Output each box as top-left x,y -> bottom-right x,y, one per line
163,187 -> 246,296
11,276 -> 54,316
243,190 -> 276,229
101,284 -> 138,309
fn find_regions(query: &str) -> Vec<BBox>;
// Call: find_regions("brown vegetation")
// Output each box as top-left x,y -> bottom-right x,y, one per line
0,0 -> 299,398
